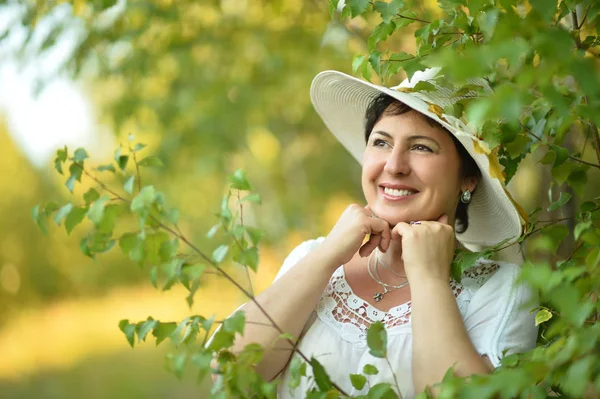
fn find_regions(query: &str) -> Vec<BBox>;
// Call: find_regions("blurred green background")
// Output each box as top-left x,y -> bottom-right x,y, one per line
0,0 -> 599,398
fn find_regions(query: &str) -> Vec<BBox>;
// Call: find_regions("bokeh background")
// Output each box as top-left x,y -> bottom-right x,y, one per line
0,1 -> 599,398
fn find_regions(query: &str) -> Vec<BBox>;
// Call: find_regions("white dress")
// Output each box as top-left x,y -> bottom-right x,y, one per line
275,238 -> 538,399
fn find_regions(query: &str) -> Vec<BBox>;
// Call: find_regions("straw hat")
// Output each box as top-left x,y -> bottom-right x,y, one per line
310,68 -> 526,252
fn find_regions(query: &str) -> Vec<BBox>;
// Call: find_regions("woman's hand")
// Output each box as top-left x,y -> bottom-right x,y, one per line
391,214 -> 455,283
320,204 -> 392,268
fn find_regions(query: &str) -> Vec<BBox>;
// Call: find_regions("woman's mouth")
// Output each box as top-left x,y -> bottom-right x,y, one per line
383,187 -> 417,196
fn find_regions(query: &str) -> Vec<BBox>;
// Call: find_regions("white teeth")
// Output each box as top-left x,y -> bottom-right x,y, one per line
383,187 -> 416,197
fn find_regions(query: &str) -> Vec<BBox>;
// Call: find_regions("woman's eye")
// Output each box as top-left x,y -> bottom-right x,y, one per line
373,139 -> 388,147
412,144 -> 433,152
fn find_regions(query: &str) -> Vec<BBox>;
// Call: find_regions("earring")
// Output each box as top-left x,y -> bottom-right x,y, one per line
460,189 -> 472,204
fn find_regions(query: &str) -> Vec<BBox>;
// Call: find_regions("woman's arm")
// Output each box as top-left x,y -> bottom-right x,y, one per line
410,277 -> 492,395
218,204 -> 392,381
226,244 -> 340,381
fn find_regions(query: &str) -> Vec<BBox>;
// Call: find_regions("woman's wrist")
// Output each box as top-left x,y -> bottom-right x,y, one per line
408,272 -> 452,294
310,243 -> 345,275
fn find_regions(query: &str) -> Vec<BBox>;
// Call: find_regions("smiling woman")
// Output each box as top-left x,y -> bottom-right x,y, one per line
216,68 -> 538,398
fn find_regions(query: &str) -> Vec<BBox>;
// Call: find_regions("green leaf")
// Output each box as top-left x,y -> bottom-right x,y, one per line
223,311 -> 245,335
535,309 -> 553,326
149,266 -> 158,289
352,55 -> 366,74
138,156 -> 164,168
368,383 -> 397,399
73,147 -> 89,162
369,22 -> 395,52
97,204 -> 122,234
346,0 -> 370,17
137,317 -> 157,342
288,356 -> 307,389
131,186 -> 157,213
54,146 -> 68,175
145,232 -> 170,265
246,227 -> 264,246
87,195 -> 110,225
206,329 -> 235,352
152,322 -> 177,346
133,143 -> 147,152
212,244 -> 229,263
350,374 -> 367,390
413,81 -> 436,92
310,357 -> 333,391
561,357 -> 594,397
574,221 -> 592,241
97,164 -> 116,172
207,223 -> 221,239
65,175 -> 76,193
65,207 -> 87,235
53,203 -> 73,226
238,343 -> 264,365
171,352 -> 187,379
241,193 -> 261,204
373,0 -> 404,23
366,321 -> 387,358
547,192 -> 572,212
229,169 -> 252,191
124,175 -> 135,194
83,188 -> 100,205
363,364 -> 379,375
118,319 -> 136,348
119,232 -> 138,254
234,247 -> 259,271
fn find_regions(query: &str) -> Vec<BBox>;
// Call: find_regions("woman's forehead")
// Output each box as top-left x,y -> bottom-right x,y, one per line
372,110 -> 451,142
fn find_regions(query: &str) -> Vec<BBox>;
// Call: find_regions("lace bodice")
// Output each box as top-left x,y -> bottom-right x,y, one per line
316,262 -> 501,347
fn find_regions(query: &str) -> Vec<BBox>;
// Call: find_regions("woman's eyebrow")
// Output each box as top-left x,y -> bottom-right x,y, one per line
407,134 -> 441,146
371,130 -> 393,139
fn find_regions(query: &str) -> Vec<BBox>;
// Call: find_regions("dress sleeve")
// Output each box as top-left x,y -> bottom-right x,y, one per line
273,237 -> 325,282
462,262 -> 539,367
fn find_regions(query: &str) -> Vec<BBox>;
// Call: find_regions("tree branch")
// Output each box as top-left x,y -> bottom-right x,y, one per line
522,127 -> 600,169
577,5 -> 591,29
80,166 -> 349,396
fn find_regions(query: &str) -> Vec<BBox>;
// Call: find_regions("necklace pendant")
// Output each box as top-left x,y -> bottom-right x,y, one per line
374,292 -> 384,302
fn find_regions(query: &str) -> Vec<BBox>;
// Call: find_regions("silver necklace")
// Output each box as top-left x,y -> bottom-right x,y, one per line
367,251 -> 409,302
375,248 -> 407,279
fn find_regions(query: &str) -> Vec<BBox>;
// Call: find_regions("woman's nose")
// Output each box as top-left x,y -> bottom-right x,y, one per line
383,150 -> 410,175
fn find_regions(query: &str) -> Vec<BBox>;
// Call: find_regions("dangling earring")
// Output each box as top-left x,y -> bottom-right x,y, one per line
460,189 -> 472,204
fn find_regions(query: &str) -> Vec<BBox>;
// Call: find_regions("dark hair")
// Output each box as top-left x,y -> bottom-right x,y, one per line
364,93 -> 481,233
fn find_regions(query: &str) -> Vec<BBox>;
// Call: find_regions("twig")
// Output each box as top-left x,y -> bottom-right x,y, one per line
396,13 -> 430,24
79,165 -> 350,396
492,206 -> 600,253
590,122 -> 600,166
130,143 -> 142,193
523,127 -> 600,169
386,354 -> 403,398
566,242 -> 583,262
571,11 -> 582,49
577,5 -> 591,29
238,191 -> 255,297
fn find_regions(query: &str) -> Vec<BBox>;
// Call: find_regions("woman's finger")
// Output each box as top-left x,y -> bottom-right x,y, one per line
366,214 -> 391,252
359,233 -> 381,257
391,222 -> 412,241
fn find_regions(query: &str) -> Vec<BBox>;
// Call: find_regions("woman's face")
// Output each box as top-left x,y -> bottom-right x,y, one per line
362,109 -> 472,227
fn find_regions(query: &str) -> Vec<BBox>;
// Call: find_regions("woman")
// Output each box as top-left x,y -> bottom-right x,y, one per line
223,68 -> 538,398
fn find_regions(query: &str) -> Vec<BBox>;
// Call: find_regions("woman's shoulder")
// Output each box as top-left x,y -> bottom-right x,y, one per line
461,258 -> 535,308
461,258 -> 520,290
273,237 -> 326,282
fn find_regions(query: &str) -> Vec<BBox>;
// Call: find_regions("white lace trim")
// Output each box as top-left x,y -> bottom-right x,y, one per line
316,261 -> 500,348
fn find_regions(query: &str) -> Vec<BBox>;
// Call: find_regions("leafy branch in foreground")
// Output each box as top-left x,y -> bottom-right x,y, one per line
35,142 -> 387,397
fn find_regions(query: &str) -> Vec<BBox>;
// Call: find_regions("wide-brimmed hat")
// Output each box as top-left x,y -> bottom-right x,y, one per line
310,68 -> 526,252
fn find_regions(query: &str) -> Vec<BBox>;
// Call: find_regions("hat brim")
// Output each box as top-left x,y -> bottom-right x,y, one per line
310,70 -> 523,249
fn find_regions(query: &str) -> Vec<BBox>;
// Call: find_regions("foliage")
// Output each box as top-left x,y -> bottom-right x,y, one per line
22,0 -> 600,398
